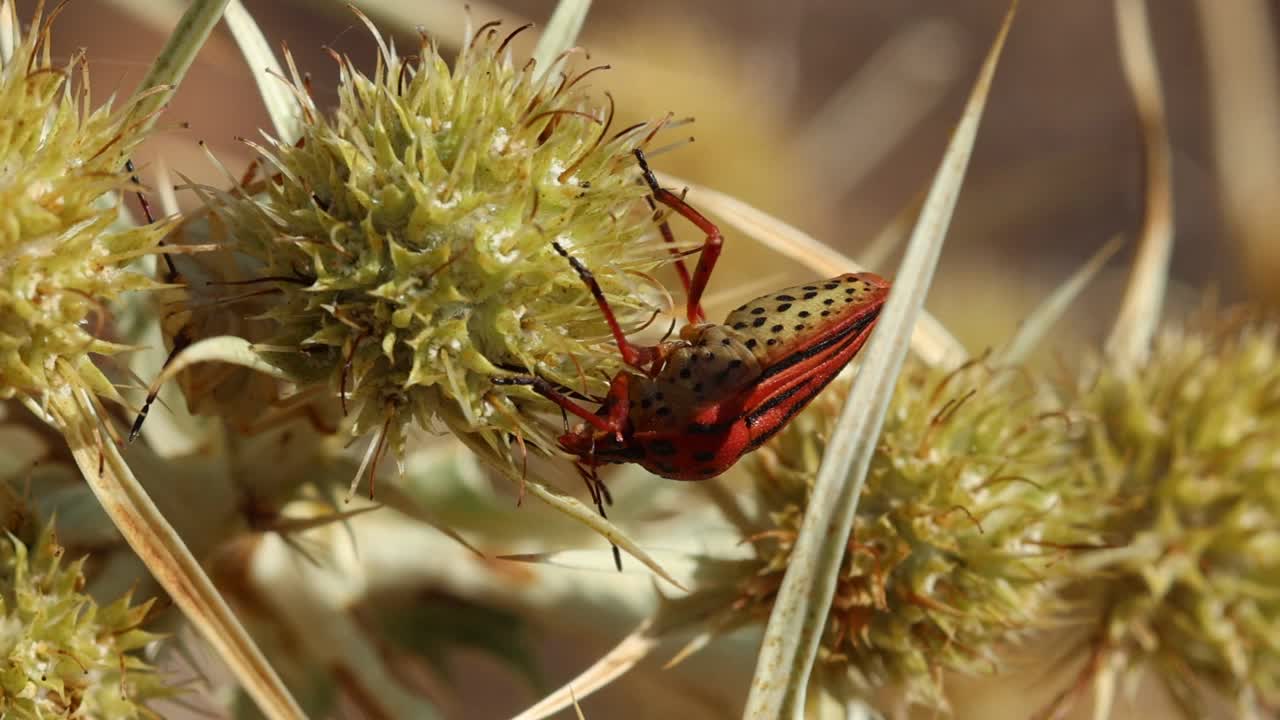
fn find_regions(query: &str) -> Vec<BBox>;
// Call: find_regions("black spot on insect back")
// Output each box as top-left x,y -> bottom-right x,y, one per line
649,440 -> 676,456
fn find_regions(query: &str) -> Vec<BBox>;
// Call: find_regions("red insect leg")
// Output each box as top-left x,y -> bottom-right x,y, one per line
634,148 -> 721,325
645,194 -> 694,310
491,372 -> 632,443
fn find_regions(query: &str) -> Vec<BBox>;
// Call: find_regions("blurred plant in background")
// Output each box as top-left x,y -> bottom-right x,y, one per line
1,0 -> 1278,719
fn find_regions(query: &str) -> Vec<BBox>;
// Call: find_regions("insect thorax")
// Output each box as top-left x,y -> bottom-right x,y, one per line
626,324 -> 763,426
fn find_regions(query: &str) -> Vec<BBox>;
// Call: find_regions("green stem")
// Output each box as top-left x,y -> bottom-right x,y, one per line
126,0 -> 233,133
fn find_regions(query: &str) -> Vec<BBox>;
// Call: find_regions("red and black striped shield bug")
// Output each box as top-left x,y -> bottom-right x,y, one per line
495,149 -> 889,482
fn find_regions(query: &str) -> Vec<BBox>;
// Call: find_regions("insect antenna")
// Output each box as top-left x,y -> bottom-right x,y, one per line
127,324 -> 194,442
549,241 -> 656,369
124,158 -> 178,282
340,329 -> 371,416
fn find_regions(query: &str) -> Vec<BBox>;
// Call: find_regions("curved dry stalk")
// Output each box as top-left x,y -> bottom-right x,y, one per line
1192,0 -> 1280,304
510,590 -> 737,720
653,170 -> 968,371
742,3 -> 1020,717
1104,0 -> 1174,369
53,390 -> 304,720
0,0 -> 14,63
223,0 -> 302,144
511,619 -> 661,720
246,532 -> 444,719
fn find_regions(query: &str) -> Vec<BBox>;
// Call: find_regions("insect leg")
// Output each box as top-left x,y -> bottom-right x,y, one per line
634,148 -> 722,325
574,462 -> 622,571
492,374 -> 621,435
128,324 -> 194,442
644,195 -> 695,310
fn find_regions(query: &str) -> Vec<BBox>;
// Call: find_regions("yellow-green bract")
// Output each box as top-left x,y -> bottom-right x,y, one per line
200,20 -> 683,467
0,524 -> 166,719
737,359 -> 1088,710
1067,318 -> 1280,717
0,6 -> 172,409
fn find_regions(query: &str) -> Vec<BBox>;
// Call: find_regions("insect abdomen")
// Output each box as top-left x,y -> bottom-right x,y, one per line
723,273 -> 888,365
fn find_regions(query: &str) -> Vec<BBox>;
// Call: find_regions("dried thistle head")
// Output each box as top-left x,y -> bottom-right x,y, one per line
1066,315 -> 1280,716
0,523 -> 167,719
737,358 -> 1087,709
0,3 -> 171,410
202,17 -> 680,464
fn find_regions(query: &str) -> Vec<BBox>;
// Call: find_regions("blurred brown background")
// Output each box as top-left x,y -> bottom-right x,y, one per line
22,0 -> 1279,362
13,1 -> 1279,717
24,0 -> 1280,352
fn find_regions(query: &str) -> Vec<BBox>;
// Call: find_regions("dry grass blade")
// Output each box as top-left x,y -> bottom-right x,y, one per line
124,0 -> 233,133
55,395 -> 304,720
741,3 -> 1020,717
444,417 -> 687,592
1104,0 -> 1174,369
1000,235 -> 1124,365
143,336 -> 294,397
511,591 -> 734,720
1193,0 -> 1280,304
531,0 -> 592,80
655,170 -> 968,370
223,0 -> 302,143
0,0 -> 15,64
511,619 -> 660,720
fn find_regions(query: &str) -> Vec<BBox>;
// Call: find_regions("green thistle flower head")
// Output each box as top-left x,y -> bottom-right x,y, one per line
738,359 -> 1086,709
206,18 -> 678,459
0,3 -> 171,408
0,523 -> 167,719
1068,316 -> 1280,715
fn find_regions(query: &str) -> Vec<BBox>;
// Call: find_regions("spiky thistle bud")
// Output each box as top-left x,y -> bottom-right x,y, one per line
0,4 -> 171,410
1063,316 -> 1280,717
0,523 -> 166,719
202,18 -> 679,467
736,359 -> 1088,709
